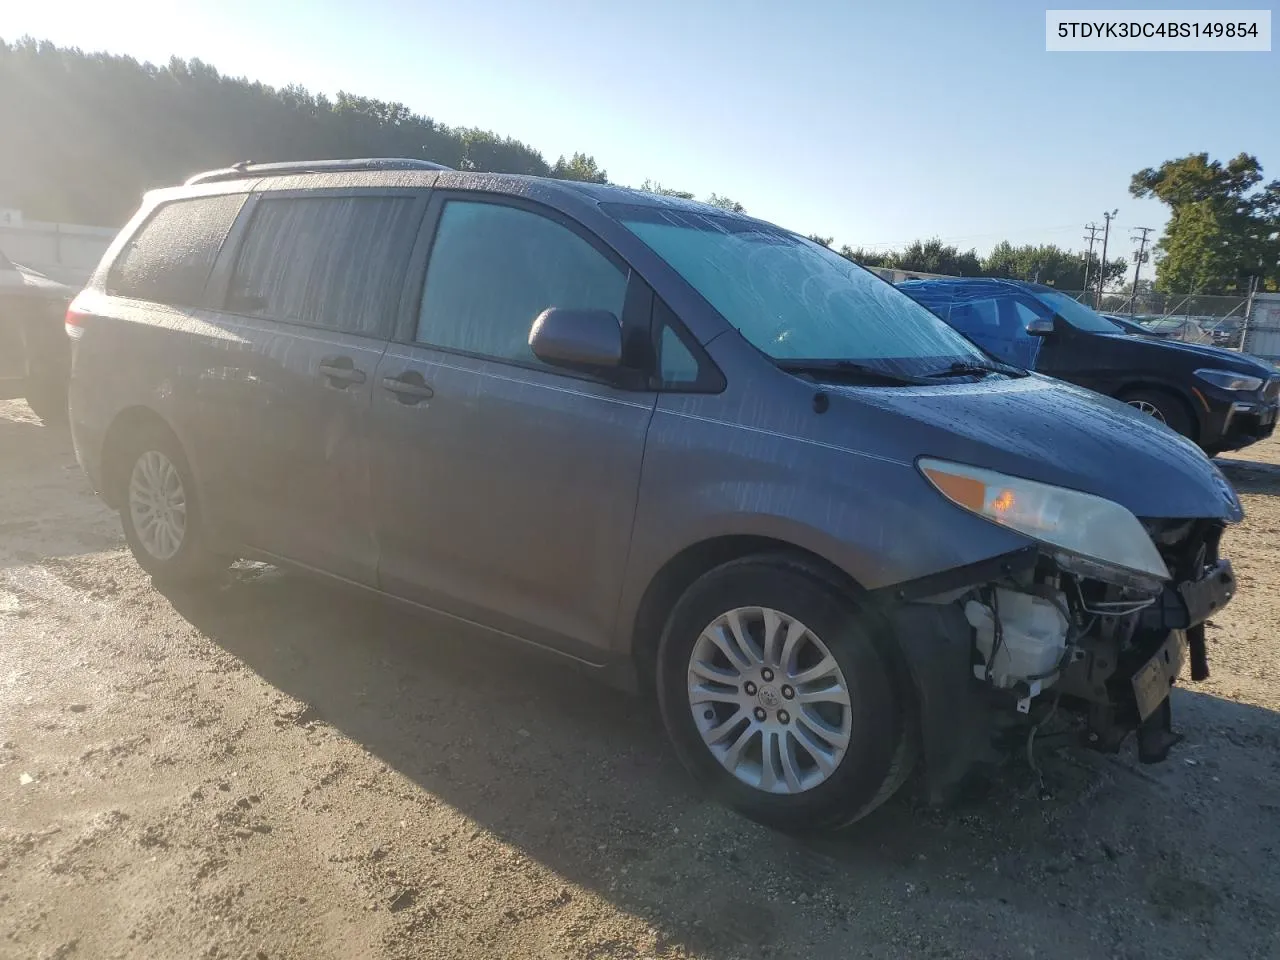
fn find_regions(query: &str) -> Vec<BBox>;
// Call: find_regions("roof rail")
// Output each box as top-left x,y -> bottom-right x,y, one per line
184,157 -> 453,186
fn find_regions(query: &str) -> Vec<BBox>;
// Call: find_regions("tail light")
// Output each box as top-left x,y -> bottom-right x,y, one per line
65,304 -> 88,340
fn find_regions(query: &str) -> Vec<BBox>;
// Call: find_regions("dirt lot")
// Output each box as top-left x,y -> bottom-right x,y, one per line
2,398 -> 1279,960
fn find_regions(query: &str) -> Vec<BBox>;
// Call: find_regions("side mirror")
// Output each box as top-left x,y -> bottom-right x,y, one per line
529,307 -> 623,370
1025,317 -> 1055,336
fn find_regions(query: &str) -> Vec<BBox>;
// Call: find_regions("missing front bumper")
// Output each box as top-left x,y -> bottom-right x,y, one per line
884,551 -> 1236,802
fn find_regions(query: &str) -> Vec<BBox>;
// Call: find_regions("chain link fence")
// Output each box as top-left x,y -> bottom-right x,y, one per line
1061,289 -> 1251,347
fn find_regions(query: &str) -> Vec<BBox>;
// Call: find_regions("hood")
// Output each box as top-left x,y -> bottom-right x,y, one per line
829,374 -> 1242,522
1108,332 -> 1275,375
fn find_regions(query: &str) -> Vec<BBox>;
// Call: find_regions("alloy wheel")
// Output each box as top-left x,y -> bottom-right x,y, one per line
1127,399 -> 1167,423
128,450 -> 187,561
687,606 -> 852,794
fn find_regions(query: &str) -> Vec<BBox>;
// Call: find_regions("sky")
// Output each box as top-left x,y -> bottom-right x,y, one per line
4,0 -> 1277,260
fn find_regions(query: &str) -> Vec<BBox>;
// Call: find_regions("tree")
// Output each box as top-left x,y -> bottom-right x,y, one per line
1130,152 -> 1280,294
839,246 -> 891,267
637,179 -> 694,200
705,193 -> 746,213
551,152 -> 608,183
0,38 -> 606,224
982,241 -> 1126,290
807,234 -> 833,247
887,238 -> 982,276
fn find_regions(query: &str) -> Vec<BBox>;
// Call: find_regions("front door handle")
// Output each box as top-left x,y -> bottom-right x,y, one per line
381,372 -> 434,404
318,357 -> 367,387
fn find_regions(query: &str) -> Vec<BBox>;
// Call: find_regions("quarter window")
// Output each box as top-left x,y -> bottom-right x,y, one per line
227,196 -> 420,337
659,325 -> 700,384
108,194 -> 246,306
415,200 -> 627,365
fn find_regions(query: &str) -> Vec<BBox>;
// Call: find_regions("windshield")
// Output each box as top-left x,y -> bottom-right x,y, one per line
1035,288 -> 1123,333
610,205 -> 988,375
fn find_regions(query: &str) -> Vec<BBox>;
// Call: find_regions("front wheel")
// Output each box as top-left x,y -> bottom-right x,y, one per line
656,556 -> 914,831
117,427 -> 227,587
1121,388 -> 1195,441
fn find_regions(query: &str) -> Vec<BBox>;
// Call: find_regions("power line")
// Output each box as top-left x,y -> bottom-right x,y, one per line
1129,226 -> 1154,317
853,223 -> 1083,250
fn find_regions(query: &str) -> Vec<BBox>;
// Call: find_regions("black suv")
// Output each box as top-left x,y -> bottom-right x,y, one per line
901,278 -> 1278,455
0,250 -> 74,422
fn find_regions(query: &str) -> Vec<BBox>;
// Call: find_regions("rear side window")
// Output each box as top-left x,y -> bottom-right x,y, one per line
415,200 -> 627,365
945,298 -> 1000,333
108,194 -> 246,306
227,196 -> 420,337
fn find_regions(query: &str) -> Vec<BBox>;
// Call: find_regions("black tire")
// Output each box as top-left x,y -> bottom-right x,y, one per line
1120,388 -> 1196,441
656,555 -> 914,831
115,423 -> 227,588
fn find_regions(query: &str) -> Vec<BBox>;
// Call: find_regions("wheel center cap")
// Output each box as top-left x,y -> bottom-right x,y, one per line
758,687 -> 780,709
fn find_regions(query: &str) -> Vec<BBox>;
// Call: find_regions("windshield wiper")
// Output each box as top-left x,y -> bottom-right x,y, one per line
776,359 -> 927,385
921,360 -> 1026,379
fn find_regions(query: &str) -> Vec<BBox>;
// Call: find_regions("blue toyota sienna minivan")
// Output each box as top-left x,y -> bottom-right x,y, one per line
68,159 -> 1240,830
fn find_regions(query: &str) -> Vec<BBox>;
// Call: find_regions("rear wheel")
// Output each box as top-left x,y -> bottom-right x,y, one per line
1121,388 -> 1195,441
656,555 -> 913,831
116,425 -> 226,587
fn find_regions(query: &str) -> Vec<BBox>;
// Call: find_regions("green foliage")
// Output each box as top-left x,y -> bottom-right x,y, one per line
840,246 -> 890,267
1130,152 -> 1280,294
0,38 -> 581,224
0,37 -> 764,230
807,235 -> 834,247
637,179 -> 695,200
705,193 -> 746,214
551,152 -> 608,183
640,183 -> 747,212
839,238 -> 982,276
888,239 -> 982,276
982,240 -> 1126,289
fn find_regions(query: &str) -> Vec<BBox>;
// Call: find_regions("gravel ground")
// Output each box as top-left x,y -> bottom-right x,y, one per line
2,396 -> 1279,960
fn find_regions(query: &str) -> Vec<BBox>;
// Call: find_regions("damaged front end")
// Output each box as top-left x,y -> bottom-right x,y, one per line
880,461 -> 1238,803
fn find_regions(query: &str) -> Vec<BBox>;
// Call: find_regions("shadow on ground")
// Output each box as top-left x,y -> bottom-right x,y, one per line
165,568 -> 1280,959
1215,456 -> 1280,496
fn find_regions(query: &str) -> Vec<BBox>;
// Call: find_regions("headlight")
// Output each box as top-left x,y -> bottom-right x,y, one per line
919,458 -> 1170,582
1196,368 -> 1263,392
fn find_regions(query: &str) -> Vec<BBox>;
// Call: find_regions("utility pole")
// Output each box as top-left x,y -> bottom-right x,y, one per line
1242,274 -> 1260,353
1129,226 -> 1153,317
1096,210 -> 1118,309
1082,222 -> 1102,301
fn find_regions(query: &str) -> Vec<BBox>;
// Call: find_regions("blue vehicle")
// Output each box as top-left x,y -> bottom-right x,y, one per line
899,278 -> 1279,455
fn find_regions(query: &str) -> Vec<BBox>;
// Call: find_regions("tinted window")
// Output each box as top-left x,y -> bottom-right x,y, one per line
228,196 -> 420,337
1035,288 -> 1123,334
612,206 -> 985,374
108,194 -> 246,306
416,200 -> 627,364
945,298 -> 1000,334
1009,300 -> 1044,328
